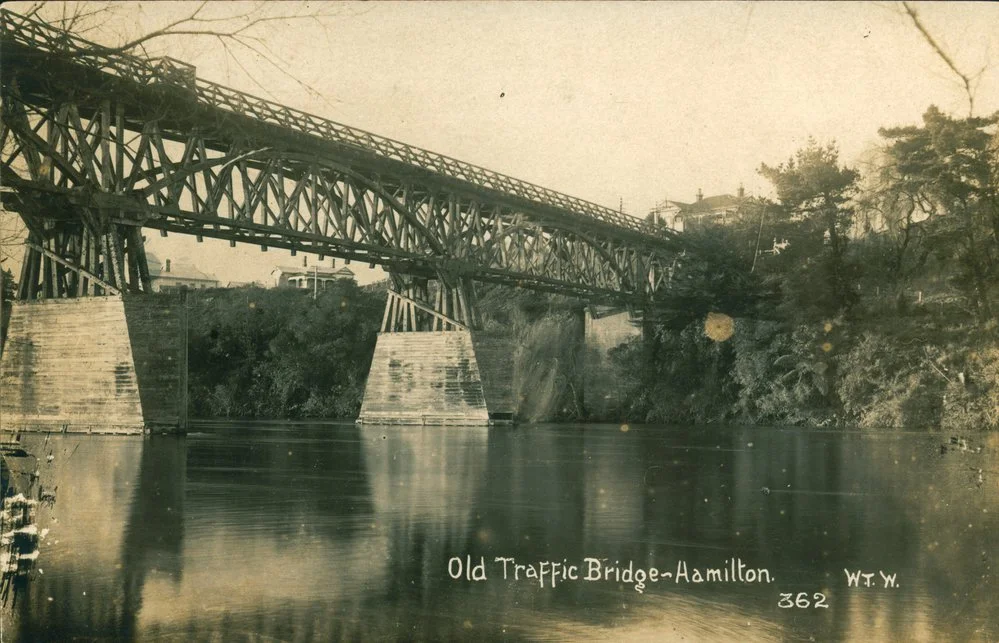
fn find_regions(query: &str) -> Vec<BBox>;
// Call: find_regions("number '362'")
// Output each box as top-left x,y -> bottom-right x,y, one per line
778,592 -> 829,609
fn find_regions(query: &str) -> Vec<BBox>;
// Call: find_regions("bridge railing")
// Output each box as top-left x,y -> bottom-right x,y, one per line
0,9 -> 668,240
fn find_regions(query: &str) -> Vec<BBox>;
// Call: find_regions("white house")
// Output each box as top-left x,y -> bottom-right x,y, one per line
271,257 -> 356,290
147,253 -> 219,291
647,187 -> 749,232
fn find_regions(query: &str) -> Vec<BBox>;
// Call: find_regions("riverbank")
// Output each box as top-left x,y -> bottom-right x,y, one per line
606,300 -> 998,432
181,283 -> 997,432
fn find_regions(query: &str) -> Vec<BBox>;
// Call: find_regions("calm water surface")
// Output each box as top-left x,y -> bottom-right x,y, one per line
2,423 -> 997,642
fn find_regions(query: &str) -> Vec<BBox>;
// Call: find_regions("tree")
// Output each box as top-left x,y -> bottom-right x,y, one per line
0,267 -> 12,301
850,145 -> 937,295
877,106 -> 999,321
0,209 -> 25,265
185,283 -> 384,419
759,140 -> 860,319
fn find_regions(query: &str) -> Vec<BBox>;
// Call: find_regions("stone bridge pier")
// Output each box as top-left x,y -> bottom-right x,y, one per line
357,276 -> 516,426
0,215 -> 188,434
1,295 -> 189,434
358,281 -> 646,425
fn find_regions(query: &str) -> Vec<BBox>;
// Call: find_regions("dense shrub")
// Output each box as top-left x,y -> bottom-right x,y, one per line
835,332 -> 943,429
186,282 -> 383,419
611,320 -> 738,425
730,322 -> 826,425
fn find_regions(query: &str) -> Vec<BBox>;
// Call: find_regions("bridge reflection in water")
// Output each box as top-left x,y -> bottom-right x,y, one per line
7,425 -> 998,641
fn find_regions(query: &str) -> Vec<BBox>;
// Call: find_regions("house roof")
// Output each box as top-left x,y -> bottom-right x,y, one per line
675,194 -> 744,214
146,253 -> 218,282
273,264 -> 355,279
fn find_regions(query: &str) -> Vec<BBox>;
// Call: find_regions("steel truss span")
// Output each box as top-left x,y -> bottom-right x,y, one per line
0,10 -> 686,303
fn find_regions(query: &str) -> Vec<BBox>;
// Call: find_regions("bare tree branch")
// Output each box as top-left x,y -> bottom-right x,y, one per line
0,209 -> 27,264
89,3 -> 341,56
25,2 -> 344,113
901,1 -> 982,116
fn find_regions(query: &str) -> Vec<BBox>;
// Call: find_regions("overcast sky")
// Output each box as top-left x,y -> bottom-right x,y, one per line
6,1 -> 999,285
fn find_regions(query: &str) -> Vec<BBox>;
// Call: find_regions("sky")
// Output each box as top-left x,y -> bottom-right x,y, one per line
3,1 -> 998,286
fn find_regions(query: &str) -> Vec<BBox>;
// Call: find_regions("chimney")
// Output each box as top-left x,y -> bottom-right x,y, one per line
696,188 -> 703,202
738,184 -> 745,198
165,259 -> 171,273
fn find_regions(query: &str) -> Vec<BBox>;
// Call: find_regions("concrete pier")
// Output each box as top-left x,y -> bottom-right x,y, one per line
0,295 -> 188,434
357,330 -> 515,425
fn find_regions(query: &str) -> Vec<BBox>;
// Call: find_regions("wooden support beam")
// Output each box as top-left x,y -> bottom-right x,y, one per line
456,286 -> 471,329
115,102 -> 125,193
380,291 -> 393,333
26,243 -> 40,300
17,242 -> 32,300
125,230 -> 141,293
100,100 -> 112,191
107,226 -> 127,290
88,230 -> 99,295
44,238 -> 56,298
48,232 -> 61,298
25,241 -> 120,295
386,292 -> 397,332
129,226 -> 152,292
77,227 -> 89,296
386,289 -> 467,332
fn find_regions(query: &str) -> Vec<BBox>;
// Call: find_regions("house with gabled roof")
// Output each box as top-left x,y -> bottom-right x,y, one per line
647,187 -> 749,232
147,253 -> 219,291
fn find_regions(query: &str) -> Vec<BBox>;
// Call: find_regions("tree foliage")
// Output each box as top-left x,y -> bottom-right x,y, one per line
759,140 -> 860,319
877,106 -> 999,321
611,110 -> 999,432
186,282 -> 383,419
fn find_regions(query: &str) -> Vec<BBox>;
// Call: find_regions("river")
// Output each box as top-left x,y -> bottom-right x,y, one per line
1,422 -> 996,641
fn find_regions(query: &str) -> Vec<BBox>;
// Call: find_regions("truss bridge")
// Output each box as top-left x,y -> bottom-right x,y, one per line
0,10 -> 687,428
